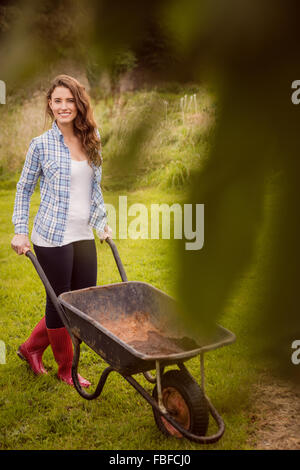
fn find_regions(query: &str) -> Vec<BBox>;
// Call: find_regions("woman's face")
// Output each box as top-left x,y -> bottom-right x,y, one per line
48,86 -> 77,125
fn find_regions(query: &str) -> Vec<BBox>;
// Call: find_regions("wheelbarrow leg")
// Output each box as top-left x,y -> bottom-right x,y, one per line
177,354 -> 226,442
155,360 -> 167,414
177,353 -> 206,395
71,336 -> 114,400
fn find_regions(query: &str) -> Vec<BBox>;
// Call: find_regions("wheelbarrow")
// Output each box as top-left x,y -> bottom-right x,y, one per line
26,239 -> 236,444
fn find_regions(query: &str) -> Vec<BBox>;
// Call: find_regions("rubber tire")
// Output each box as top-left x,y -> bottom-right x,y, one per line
152,369 -> 209,439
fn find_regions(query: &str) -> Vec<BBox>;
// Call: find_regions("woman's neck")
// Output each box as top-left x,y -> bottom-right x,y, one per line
57,121 -> 75,141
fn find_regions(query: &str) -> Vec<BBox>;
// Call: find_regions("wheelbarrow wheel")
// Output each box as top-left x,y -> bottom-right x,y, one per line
152,369 -> 209,439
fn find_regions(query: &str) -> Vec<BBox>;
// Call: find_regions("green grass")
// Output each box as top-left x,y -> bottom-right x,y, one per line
0,186 -> 265,450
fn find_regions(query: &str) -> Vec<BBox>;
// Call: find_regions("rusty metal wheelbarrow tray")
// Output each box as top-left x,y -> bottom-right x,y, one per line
26,239 -> 236,444
58,281 -> 235,376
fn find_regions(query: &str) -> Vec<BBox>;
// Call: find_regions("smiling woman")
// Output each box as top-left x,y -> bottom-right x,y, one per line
45,75 -> 103,166
51,88 -> 77,122
10,74 -> 112,389
48,87 -> 88,162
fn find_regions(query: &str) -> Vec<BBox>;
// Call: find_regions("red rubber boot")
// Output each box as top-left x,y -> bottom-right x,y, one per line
17,316 -> 49,375
47,327 -> 91,388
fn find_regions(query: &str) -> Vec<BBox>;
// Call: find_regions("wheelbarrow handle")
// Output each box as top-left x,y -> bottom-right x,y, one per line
105,238 -> 128,282
25,239 -> 127,327
25,250 -> 71,330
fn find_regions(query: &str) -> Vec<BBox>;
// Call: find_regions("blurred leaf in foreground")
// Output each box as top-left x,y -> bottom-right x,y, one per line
1,0 -> 300,382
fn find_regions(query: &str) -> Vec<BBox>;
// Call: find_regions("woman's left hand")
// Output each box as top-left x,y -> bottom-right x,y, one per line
98,224 -> 113,243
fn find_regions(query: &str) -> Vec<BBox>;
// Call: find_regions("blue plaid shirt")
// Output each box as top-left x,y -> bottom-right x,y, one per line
12,120 -> 107,246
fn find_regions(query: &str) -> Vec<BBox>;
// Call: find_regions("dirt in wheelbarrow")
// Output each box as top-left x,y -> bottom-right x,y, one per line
97,311 -> 200,356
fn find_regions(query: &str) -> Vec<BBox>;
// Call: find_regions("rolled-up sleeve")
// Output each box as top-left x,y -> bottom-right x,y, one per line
92,164 -> 108,235
12,139 -> 41,235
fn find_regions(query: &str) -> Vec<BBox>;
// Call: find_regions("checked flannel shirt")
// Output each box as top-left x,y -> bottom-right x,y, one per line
12,120 -> 107,246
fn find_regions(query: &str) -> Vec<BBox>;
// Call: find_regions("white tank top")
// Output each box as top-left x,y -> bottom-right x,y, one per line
31,159 -> 94,247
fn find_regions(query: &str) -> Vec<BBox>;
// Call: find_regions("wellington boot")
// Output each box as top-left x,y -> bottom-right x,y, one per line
17,317 -> 49,375
47,327 -> 90,388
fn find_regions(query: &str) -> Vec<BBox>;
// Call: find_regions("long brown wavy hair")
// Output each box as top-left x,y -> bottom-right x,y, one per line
45,74 -> 102,166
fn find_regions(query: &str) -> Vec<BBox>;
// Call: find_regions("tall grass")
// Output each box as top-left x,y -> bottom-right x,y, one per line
0,85 -> 216,191
0,93 -> 47,178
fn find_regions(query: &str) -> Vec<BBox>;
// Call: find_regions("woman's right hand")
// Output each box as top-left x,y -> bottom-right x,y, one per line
11,234 -> 31,255
98,224 -> 113,243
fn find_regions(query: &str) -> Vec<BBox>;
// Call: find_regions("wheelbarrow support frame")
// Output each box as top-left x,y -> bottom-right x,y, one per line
70,333 -> 225,444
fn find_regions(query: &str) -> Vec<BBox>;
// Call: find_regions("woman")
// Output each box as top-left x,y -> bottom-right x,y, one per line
11,74 -> 112,387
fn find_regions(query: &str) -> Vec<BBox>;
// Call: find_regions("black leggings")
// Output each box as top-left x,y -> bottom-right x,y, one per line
33,240 -> 97,329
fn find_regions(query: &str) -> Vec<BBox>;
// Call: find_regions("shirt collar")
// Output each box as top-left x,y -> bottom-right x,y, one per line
52,120 -> 64,142
51,120 -> 97,172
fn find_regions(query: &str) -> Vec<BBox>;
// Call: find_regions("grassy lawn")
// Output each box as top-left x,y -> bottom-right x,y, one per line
0,185 -> 264,450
